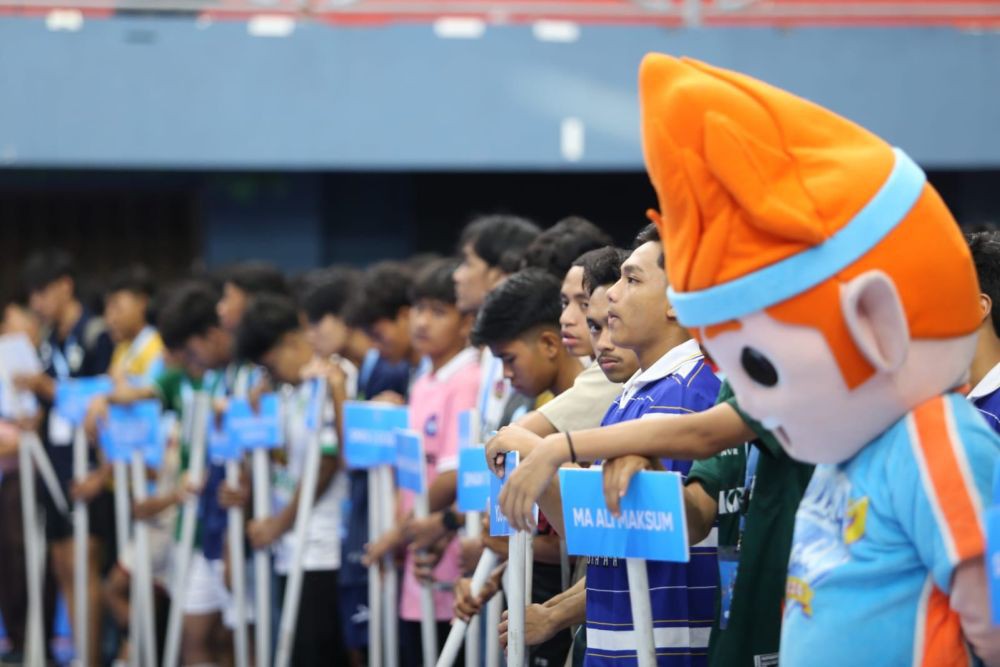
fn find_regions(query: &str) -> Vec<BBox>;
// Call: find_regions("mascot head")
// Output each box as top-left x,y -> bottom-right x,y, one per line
640,54 -> 981,464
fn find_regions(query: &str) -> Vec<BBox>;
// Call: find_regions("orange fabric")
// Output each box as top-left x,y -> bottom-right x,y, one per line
912,397 -> 985,562
639,54 -> 981,386
919,585 -> 969,667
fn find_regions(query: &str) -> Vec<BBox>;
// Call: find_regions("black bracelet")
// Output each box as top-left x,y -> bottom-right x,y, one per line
566,431 -> 578,464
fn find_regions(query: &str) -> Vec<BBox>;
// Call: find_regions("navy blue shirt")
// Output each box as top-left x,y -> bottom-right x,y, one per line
585,340 -> 720,667
341,352 -> 412,585
970,363 -> 1000,436
40,307 -> 114,482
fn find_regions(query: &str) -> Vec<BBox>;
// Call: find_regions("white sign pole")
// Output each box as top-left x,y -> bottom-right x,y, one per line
111,457 -> 137,667
380,464 -> 399,667
274,381 -> 328,667
463,411 -> 482,667
130,447 -> 157,667
251,447 -> 272,667
18,431 -> 44,667
506,529 -> 527,667
435,550 -> 497,667
463,513 -> 482,667
626,559 -> 656,667
484,592 -> 503,667
227,458 -> 250,667
72,424 -> 89,667
162,392 -> 210,667
367,467 -> 383,667
414,497 -> 437,667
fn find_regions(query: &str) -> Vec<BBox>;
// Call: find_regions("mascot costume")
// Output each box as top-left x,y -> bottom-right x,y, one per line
639,54 -> 1000,665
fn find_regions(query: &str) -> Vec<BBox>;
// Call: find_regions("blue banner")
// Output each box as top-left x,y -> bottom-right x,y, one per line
395,429 -> 425,494
343,401 -> 410,469
457,409 -> 476,450
208,422 -> 239,462
55,376 -> 113,425
225,394 -> 282,450
457,447 -> 491,512
100,400 -> 162,464
559,468 -> 689,562
490,452 -> 527,537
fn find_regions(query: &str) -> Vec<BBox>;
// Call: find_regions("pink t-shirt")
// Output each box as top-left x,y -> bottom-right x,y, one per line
400,347 -> 481,622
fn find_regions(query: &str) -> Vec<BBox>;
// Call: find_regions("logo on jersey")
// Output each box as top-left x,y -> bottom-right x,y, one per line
785,465 -> 853,618
424,414 -> 439,437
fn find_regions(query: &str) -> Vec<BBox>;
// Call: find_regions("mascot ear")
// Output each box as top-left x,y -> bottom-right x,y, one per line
840,271 -> 909,374
703,111 -> 824,246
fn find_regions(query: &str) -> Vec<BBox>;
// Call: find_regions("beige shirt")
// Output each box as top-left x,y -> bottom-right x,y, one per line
538,361 -> 622,432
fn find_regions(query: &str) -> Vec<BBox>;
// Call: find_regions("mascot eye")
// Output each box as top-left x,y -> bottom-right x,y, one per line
741,347 -> 779,387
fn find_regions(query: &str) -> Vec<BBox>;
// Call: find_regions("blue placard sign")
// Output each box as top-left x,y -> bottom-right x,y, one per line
490,452 -> 534,537
559,468 -> 689,562
395,429 -> 425,494
55,376 -> 113,425
457,447 -> 491,512
100,400 -> 162,464
225,394 -> 282,450
343,401 -> 410,469
208,420 -> 239,462
457,409 -> 476,450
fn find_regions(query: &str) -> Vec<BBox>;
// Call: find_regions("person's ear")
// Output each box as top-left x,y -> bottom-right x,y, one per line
979,293 -> 992,324
538,330 -> 562,359
840,271 -> 909,374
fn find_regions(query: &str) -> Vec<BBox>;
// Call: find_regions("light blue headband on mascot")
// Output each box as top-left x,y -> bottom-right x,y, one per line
667,148 -> 926,328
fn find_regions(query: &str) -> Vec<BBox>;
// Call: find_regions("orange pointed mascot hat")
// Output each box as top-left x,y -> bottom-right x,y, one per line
639,54 -> 981,389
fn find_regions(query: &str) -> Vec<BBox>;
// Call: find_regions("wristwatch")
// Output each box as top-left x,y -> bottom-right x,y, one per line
441,508 -> 462,532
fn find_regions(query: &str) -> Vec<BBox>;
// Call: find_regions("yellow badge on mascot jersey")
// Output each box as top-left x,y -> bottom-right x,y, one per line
638,54 -> 1000,667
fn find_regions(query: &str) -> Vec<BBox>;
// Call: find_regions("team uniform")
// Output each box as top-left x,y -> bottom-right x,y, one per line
400,347 -> 480,667
969,361 -> 1000,435
39,308 -> 115,543
272,364 -> 355,665
781,393 -> 1000,665
685,382 -> 813,666
338,349 -> 411,653
585,339 -> 720,667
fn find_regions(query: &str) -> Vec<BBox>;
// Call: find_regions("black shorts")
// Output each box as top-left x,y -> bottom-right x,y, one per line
277,570 -> 348,666
40,479 -> 116,552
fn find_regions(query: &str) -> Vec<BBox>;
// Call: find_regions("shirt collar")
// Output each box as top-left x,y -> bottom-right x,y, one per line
968,361 -> 1000,400
619,338 -> 702,405
430,347 -> 479,383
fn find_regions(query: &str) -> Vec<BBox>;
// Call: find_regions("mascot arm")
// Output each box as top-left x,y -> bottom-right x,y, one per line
951,557 -> 1000,666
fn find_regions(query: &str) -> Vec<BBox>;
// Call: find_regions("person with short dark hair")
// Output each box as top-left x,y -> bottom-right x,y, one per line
0,298 -> 42,660
966,230 -> 1000,433
14,248 -> 114,667
104,264 -> 164,385
235,292 -> 350,665
453,214 -> 541,447
217,261 -> 289,333
520,216 -> 612,281
301,265 -> 410,665
364,257 -> 480,667
155,280 -> 247,665
472,269 -> 582,400
454,214 -> 541,314
489,228 -> 722,665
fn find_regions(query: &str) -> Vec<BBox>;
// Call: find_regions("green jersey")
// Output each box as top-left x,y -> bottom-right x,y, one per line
687,381 -> 814,667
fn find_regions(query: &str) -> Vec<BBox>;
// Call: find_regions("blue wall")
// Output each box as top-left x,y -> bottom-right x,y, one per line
0,17 -> 998,170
